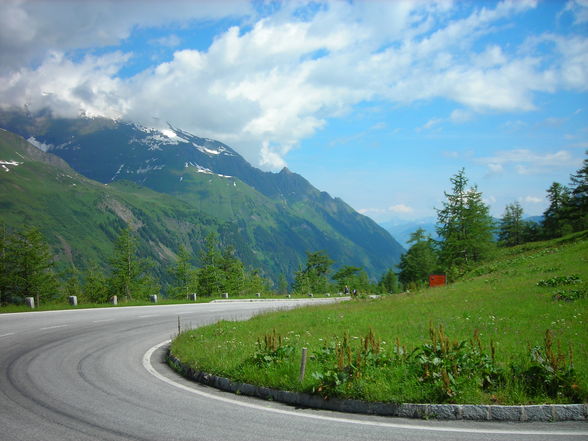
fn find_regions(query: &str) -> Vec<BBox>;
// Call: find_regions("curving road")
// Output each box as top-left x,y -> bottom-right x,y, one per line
1,301 -> 586,441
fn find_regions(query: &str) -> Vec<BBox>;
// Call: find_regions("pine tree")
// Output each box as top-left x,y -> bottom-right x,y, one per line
169,245 -> 198,299
542,182 -> 572,238
220,245 -> 245,295
332,266 -> 362,293
84,263 -> 110,303
0,223 -> 14,305
293,251 -> 333,294
277,273 -> 289,295
398,228 -> 438,287
11,227 -> 59,306
378,268 -> 399,294
436,169 -> 495,271
0,222 -> 12,306
109,228 -> 147,301
64,268 -> 83,300
197,232 -> 224,296
499,202 -> 525,247
568,151 -> 588,231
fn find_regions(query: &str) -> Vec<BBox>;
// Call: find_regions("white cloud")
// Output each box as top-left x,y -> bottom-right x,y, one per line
150,34 -> 182,48
476,149 -> 580,175
0,0 -> 252,73
487,163 -> 504,175
561,0 -> 588,25
524,196 -> 543,203
0,0 -> 586,169
388,204 -> 414,214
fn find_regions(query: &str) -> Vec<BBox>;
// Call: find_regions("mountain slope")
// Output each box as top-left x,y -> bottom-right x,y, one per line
0,110 -> 404,282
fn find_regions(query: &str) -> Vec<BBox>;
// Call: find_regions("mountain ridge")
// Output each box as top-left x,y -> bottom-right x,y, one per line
0,109 -> 404,285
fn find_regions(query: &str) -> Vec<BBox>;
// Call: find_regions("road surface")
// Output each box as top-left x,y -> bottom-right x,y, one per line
1,301 -> 586,441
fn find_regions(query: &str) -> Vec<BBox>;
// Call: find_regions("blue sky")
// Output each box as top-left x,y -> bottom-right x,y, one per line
1,0 -> 587,223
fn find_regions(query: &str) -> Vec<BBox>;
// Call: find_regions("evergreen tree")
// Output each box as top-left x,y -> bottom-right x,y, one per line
398,228 -> 439,287
64,268 -> 83,300
568,152 -> 588,231
332,266 -> 362,293
293,250 -> 333,294
277,273 -> 289,295
11,227 -> 59,306
220,245 -> 245,295
542,182 -> 572,238
436,169 -> 495,271
84,263 -> 110,303
498,202 -> 525,247
378,268 -> 399,294
197,232 -> 224,296
243,268 -> 268,296
168,245 -> 198,299
109,228 -> 152,301
0,223 -> 13,305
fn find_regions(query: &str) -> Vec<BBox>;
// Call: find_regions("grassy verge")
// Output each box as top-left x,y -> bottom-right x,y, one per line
171,232 -> 588,405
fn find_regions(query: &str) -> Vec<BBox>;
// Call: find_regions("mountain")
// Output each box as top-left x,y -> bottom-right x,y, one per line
0,110 -> 404,284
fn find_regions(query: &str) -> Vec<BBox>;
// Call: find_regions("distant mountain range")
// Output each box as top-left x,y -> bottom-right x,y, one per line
380,216 -> 545,249
0,109 -> 404,285
379,219 -> 437,249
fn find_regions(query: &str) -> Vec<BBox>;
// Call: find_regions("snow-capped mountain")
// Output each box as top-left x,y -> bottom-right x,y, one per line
0,109 -> 404,281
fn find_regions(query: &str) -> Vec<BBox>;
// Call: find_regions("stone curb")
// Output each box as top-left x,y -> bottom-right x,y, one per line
166,352 -> 587,422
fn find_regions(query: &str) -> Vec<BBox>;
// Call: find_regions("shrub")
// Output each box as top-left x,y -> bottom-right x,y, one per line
510,330 -> 584,402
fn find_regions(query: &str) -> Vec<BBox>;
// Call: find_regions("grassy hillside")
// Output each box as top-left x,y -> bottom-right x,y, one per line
0,130 -> 221,278
171,232 -> 588,404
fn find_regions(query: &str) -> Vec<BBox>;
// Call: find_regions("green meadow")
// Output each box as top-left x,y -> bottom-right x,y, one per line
171,231 -> 588,405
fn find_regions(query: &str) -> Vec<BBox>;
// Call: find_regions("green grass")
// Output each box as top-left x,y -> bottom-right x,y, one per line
171,232 -> 588,405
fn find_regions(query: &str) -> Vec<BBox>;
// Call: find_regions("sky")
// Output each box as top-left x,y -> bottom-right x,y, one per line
1,0 -> 587,224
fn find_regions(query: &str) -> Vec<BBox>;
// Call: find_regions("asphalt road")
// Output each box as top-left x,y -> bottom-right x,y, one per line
1,301 -> 586,441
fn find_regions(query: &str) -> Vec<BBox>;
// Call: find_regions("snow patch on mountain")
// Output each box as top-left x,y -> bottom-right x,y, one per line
111,164 -> 125,181
191,142 -> 234,157
130,124 -> 190,150
0,160 -> 22,172
135,164 -> 165,174
184,161 -> 232,178
27,136 -> 53,152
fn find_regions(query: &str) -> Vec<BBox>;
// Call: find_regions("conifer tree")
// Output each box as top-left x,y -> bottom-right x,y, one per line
0,223 -> 11,305
542,182 -> 572,238
84,263 -> 110,303
11,227 -> 58,306
197,232 -> 224,296
109,228 -> 149,301
499,202 -> 525,247
277,273 -> 289,295
378,268 -> 399,294
332,266 -> 362,293
398,228 -> 438,287
169,245 -> 198,299
220,245 -> 245,295
436,169 -> 495,272
293,251 -> 333,294
568,152 -> 588,231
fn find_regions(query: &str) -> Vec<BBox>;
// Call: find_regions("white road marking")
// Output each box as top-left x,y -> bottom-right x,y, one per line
93,319 -> 114,323
138,314 -> 159,318
0,332 -> 15,338
40,325 -> 68,330
143,340 -> 588,437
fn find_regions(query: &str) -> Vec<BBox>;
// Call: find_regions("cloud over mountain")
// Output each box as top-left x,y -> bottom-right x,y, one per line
1,0 -> 587,170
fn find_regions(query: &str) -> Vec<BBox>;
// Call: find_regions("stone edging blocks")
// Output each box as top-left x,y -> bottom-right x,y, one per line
166,351 -> 587,422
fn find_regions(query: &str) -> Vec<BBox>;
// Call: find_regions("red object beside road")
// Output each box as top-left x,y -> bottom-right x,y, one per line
429,274 -> 446,287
